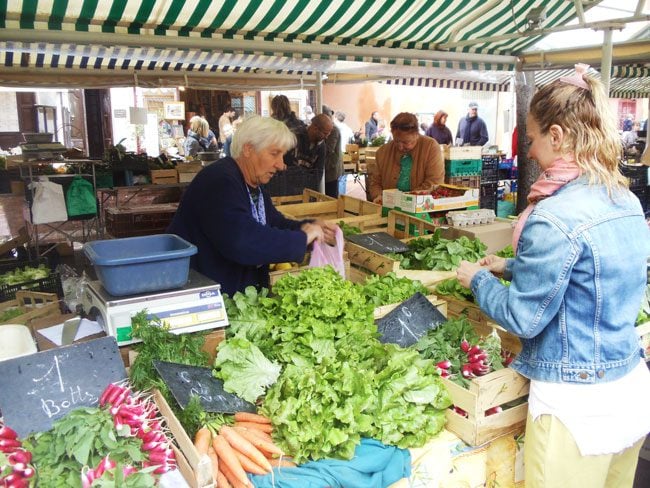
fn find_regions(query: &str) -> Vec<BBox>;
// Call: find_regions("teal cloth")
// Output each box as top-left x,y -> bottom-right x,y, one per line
249,438 -> 411,488
396,154 -> 412,191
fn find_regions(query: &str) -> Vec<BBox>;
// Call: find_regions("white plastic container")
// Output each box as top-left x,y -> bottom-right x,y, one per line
0,324 -> 37,361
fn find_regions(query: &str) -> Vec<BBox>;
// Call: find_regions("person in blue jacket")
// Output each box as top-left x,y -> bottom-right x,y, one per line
456,102 -> 488,146
168,115 -> 337,296
457,65 -> 650,488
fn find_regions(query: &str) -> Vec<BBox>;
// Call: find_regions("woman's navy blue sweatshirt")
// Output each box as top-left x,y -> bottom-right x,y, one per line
167,157 -> 307,296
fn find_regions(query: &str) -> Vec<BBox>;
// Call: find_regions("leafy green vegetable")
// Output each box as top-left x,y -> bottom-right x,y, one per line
0,306 -> 25,322
0,264 -> 50,286
637,284 -> 650,326
496,244 -> 515,258
434,278 -> 474,302
128,310 -> 210,435
337,220 -> 362,238
213,337 -> 282,403
224,267 -> 454,463
389,230 -> 487,271
361,272 -> 429,306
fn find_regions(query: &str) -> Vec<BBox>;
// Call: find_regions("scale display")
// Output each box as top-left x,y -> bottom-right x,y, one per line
82,270 -> 229,345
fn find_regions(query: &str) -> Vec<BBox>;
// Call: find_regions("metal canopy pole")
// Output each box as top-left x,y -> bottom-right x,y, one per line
601,28 -> 614,96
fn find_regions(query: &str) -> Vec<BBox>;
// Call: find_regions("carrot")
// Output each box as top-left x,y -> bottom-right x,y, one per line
212,434 -> 249,487
207,446 -> 220,482
234,421 -> 273,434
233,449 -> 270,475
269,457 -> 297,468
194,427 -> 212,456
233,426 -> 284,457
220,458 -> 251,488
234,412 -> 272,424
217,468 -> 233,488
220,425 -> 273,472
234,424 -> 273,443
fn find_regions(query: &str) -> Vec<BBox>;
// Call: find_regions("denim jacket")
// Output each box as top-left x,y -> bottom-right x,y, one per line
471,177 -> 650,384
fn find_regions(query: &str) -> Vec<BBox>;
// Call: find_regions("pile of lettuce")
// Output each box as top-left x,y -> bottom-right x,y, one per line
216,267 -> 451,464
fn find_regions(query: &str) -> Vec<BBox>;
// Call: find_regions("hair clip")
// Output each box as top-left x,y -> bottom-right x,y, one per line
559,63 -> 590,90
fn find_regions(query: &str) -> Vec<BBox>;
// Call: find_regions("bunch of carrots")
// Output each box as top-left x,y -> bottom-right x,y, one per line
194,412 -> 296,487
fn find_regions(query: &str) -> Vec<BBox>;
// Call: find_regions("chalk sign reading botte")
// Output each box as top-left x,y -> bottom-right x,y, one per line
153,360 -> 256,414
346,232 -> 410,254
376,292 -> 447,347
0,336 -> 127,437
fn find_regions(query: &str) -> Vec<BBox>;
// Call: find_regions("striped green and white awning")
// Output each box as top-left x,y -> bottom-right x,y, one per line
534,65 -> 650,98
0,0 -> 647,96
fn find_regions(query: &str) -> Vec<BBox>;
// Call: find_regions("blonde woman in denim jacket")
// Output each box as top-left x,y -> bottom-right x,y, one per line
457,65 -> 650,488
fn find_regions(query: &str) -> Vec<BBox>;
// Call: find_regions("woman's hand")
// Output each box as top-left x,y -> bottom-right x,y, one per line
456,260 -> 485,288
301,222 -> 325,245
312,219 -> 338,245
478,255 -> 507,274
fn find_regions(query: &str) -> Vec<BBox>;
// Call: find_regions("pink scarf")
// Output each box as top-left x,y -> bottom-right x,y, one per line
512,158 -> 580,253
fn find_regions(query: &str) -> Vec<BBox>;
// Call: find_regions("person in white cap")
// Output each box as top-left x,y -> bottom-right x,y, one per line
456,101 -> 488,146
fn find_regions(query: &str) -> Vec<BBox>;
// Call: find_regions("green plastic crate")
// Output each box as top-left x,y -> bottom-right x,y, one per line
445,159 -> 482,177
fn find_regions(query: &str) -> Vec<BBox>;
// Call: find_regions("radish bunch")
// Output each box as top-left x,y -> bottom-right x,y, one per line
459,340 -> 490,378
0,422 -> 34,488
91,381 -> 176,485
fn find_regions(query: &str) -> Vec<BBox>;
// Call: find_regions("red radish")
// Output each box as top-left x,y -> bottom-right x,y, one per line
467,345 -> 482,356
436,360 -> 451,370
460,340 -> 470,352
8,449 -> 31,465
0,426 -> 18,440
485,406 -> 503,416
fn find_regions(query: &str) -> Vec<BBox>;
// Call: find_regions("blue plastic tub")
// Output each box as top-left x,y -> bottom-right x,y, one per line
83,234 -> 197,296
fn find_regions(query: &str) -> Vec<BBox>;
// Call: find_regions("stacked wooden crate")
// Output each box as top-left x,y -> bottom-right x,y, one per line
177,163 -> 204,184
343,144 -> 360,172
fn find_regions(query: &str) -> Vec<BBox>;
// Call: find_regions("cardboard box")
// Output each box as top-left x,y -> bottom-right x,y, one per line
384,185 -> 479,213
444,145 -> 483,160
448,218 -> 514,254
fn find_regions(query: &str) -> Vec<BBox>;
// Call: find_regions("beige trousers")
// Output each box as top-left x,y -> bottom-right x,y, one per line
524,414 -> 644,488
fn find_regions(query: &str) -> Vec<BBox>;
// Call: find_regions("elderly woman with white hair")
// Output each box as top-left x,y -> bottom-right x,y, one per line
168,115 -> 337,295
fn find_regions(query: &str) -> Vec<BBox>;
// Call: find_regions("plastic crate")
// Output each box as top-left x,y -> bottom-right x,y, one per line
264,166 -> 323,197
83,234 -> 198,296
446,175 -> 481,188
104,205 -> 178,238
0,257 -> 62,302
444,159 -> 482,177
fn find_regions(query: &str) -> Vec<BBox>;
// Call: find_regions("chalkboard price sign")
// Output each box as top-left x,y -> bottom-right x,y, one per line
153,361 -> 256,414
346,232 -> 410,254
376,292 -> 447,347
0,336 -> 127,437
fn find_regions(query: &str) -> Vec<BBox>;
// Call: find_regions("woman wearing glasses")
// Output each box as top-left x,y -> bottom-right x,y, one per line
368,112 -> 445,204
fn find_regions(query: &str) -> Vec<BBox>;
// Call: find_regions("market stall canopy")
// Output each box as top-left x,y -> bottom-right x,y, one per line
0,0 -> 647,94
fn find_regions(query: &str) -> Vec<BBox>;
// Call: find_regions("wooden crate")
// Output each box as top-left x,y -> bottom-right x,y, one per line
344,210 -> 459,286
279,194 -> 381,221
151,169 -> 179,185
0,291 -> 60,325
178,171 -> 200,183
177,163 -> 204,174
271,188 -> 335,207
442,367 -> 529,446
153,390 -> 214,488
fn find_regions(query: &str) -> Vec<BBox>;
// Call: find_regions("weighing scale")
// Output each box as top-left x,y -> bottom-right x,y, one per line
81,269 -> 228,346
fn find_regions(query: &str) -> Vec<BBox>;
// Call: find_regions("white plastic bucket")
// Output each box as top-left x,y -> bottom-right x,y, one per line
0,324 -> 37,361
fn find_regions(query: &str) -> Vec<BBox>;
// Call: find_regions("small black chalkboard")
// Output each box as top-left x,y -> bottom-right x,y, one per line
0,336 -> 127,437
346,232 -> 410,254
376,292 -> 447,348
153,361 -> 256,414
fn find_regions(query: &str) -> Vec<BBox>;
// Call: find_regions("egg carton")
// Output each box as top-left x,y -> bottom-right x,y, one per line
446,209 -> 496,227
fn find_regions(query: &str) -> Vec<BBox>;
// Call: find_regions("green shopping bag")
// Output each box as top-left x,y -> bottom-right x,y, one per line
65,176 -> 97,217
